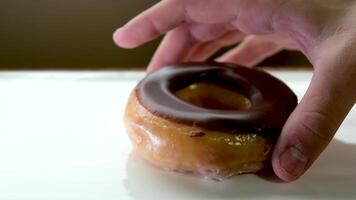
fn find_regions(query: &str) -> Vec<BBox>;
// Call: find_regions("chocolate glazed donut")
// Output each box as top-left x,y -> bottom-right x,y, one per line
137,63 -> 297,136
125,62 -> 298,180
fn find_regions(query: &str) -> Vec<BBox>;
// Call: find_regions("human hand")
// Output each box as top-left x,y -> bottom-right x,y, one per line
113,0 -> 356,181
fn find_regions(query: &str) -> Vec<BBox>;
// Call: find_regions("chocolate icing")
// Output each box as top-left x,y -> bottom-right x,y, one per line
136,62 -> 297,135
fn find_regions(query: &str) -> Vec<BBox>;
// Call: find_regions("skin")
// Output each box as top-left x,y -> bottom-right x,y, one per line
113,0 -> 356,182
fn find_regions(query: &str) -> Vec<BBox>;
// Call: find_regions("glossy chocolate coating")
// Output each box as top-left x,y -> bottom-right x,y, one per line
136,63 -> 297,135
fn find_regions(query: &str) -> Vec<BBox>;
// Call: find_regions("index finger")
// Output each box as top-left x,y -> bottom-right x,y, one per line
113,0 -> 187,48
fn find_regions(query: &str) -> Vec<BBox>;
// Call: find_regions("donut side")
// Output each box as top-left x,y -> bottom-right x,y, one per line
124,92 -> 274,180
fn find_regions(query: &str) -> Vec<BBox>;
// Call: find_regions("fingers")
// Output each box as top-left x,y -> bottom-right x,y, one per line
147,25 -> 198,72
185,31 -> 244,62
148,32 -> 291,71
216,35 -> 283,67
272,65 -> 356,181
147,23 -> 233,72
113,0 -> 186,48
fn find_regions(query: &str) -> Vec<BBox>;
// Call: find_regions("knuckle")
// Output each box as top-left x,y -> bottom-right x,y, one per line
185,24 -> 204,42
147,17 -> 165,35
299,110 -> 335,144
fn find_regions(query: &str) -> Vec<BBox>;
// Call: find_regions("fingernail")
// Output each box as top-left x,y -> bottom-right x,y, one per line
279,146 -> 308,178
113,28 -> 121,41
114,27 -> 122,33
113,28 -> 122,39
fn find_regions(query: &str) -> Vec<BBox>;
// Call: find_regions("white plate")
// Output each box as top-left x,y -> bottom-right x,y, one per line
0,71 -> 355,200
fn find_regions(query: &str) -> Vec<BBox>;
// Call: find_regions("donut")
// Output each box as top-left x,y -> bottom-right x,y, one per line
124,62 -> 297,180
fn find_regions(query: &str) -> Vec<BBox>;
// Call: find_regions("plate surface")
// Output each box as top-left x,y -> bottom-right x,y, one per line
0,71 -> 355,200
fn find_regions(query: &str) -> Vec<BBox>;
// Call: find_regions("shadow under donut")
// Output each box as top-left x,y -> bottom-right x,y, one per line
123,139 -> 356,200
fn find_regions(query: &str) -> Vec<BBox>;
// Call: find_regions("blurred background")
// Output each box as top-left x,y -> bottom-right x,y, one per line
0,0 -> 310,70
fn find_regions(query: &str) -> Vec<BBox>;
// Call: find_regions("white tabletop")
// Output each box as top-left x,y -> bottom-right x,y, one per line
0,70 -> 355,200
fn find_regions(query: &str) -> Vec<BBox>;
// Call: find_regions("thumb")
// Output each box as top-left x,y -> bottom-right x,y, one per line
272,57 -> 356,182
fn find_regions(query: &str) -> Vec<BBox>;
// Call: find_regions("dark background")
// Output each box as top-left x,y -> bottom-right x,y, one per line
0,0 -> 310,70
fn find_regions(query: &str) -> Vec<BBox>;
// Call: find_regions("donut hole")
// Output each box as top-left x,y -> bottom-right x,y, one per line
174,82 -> 252,110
